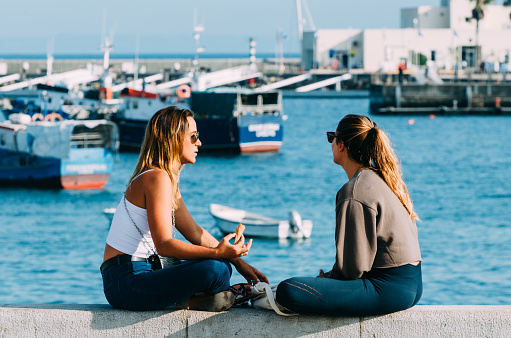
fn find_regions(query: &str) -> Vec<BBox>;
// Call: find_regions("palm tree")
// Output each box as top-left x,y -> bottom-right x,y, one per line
469,0 -> 494,68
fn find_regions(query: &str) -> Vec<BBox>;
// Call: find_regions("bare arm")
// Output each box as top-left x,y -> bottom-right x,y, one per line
174,195 -> 269,284
174,197 -> 221,248
130,171 -> 249,260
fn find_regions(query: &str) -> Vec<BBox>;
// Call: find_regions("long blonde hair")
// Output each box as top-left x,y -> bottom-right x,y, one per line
336,114 -> 419,221
129,106 -> 194,210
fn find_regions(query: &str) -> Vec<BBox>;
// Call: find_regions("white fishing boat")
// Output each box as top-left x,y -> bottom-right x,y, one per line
209,203 -> 313,239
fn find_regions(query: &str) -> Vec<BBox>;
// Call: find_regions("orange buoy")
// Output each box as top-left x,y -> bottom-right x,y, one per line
429,114 -> 436,119
44,112 -> 64,122
177,84 -> 191,99
32,113 -> 44,122
408,119 -> 415,125
51,112 -> 64,122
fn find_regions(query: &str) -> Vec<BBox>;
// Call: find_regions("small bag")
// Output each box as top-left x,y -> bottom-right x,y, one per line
159,256 -> 182,268
251,282 -> 297,316
124,195 -> 181,270
147,254 -> 181,270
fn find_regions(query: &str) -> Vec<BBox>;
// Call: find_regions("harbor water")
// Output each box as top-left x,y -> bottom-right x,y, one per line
1,97 -> 510,305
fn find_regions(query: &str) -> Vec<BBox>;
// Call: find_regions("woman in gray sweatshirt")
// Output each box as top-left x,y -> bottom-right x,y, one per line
276,114 -> 422,316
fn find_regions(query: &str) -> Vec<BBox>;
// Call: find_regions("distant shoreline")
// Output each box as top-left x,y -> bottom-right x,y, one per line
0,53 -> 301,60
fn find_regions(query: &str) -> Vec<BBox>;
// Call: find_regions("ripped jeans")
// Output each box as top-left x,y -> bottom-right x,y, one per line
276,263 -> 422,316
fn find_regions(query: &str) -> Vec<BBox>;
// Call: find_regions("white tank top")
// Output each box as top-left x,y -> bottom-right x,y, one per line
106,170 -> 157,257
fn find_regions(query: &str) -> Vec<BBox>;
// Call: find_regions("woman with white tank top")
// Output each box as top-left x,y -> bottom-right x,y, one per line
101,106 -> 268,311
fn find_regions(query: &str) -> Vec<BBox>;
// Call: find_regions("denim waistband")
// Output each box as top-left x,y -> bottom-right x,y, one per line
100,254 -> 149,274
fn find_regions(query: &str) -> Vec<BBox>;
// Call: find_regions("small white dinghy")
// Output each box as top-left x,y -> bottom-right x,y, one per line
103,208 -> 116,223
209,204 -> 313,239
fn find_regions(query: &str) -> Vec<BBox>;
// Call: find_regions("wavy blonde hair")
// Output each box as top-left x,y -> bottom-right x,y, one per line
336,114 -> 419,221
129,106 -> 194,210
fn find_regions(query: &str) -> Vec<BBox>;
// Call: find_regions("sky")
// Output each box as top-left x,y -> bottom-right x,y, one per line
0,0 -> 485,56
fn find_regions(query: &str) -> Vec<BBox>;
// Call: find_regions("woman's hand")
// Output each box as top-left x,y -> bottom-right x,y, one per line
215,233 -> 252,259
316,269 -> 330,278
232,259 -> 269,285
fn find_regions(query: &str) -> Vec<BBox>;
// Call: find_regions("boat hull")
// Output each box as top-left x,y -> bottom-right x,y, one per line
213,217 -> 312,239
0,144 -> 114,189
112,89 -> 284,153
209,204 -> 312,239
238,114 -> 283,153
113,114 -> 283,153
109,116 -> 147,151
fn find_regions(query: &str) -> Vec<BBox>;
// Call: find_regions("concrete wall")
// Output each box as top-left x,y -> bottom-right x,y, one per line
0,58 -> 302,77
1,305 -> 510,337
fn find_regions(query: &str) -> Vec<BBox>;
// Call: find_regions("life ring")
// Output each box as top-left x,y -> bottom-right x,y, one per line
44,112 -> 64,122
177,84 -> 191,99
32,113 -> 44,122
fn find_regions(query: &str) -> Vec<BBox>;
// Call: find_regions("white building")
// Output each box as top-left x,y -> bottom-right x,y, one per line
302,0 -> 511,72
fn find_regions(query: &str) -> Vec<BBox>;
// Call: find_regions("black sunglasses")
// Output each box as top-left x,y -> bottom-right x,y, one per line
190,132 -> 200,143
327,132 -> 336,143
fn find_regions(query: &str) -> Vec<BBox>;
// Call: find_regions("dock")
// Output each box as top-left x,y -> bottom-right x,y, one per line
370,83 -> 511,116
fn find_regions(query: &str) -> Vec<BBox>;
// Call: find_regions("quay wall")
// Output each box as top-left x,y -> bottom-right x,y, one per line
370,84 -> 511,113
0,58 -> 302,76
1,305 -> 510,337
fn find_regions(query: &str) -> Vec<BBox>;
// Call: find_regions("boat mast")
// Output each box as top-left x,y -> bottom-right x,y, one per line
46,38 -> 54,86
134,34 -> 140,90
192,8 -> 205,73
100,9 -> 114,89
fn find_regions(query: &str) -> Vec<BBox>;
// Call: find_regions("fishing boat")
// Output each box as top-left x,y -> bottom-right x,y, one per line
108,87 -> 188,150
108,86 -> 284,153
209,203 -> 313,239
0,113 -> 119,189
191,89 -> 284,153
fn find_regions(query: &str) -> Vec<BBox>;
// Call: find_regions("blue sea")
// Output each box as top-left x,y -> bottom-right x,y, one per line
1,97 -> 510,305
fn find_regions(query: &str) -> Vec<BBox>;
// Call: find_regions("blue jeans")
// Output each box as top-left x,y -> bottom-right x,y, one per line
276,263 -> 422,316
101,258 -> 232,310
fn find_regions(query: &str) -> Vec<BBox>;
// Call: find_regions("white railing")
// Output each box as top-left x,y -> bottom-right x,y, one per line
295,73 -> 352,92
256,73 -> 312,92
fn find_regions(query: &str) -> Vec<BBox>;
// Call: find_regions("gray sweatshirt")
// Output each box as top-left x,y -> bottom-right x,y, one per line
331,169 -> 422,280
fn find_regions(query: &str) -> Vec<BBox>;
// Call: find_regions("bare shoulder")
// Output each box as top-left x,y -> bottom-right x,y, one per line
126,169 -> 171,207
136,169 -> 171,191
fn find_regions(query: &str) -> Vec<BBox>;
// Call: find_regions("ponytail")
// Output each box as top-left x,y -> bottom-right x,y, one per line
336,115 -> 419,221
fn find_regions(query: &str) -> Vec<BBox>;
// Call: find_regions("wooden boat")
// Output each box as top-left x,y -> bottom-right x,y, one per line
209,203 -> 312,239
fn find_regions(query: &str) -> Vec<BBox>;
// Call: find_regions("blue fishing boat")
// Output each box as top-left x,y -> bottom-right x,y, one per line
108,87 -> 186,150
0,113 -> 119,189
191,89 -> 283,153
110,87 -> 284,153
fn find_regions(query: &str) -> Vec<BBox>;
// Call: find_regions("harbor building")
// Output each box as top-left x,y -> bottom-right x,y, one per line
302,0 -> 511,73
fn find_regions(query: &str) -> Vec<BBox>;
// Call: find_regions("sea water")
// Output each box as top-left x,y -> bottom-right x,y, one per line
1,97 -> 510,305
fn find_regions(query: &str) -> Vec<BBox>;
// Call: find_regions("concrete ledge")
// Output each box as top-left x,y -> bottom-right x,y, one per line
1,305 -> 510,337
